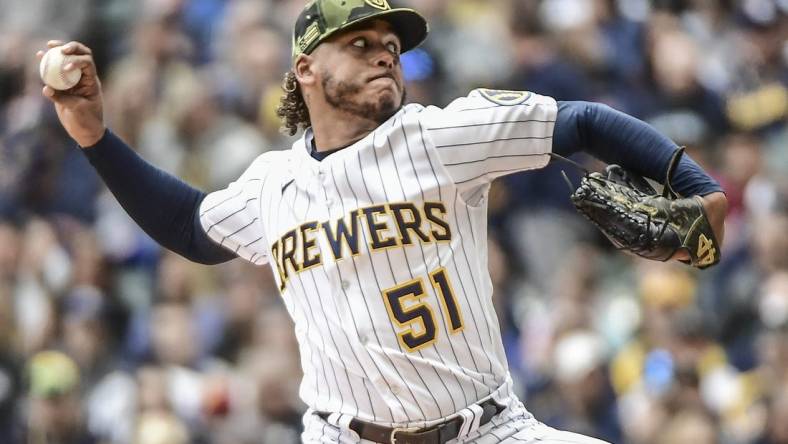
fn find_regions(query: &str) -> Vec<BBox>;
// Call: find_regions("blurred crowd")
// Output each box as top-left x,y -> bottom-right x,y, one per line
0,0 -> 787,443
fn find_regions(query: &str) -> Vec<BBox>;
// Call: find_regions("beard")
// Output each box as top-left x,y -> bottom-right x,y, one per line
321,72 -> 406,124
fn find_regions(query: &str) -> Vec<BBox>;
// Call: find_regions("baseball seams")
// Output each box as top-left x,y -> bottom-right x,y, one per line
58,52 -> 70,86
39,47 -> 81,90
198,90 -> 558,429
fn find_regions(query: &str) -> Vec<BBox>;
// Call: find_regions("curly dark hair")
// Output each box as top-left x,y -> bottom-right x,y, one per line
276,71 -> 311,136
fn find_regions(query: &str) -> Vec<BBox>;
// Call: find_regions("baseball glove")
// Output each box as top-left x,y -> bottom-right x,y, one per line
558,148 -> 720,268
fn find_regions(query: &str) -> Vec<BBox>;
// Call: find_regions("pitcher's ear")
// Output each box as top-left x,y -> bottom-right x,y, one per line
294,54 -> 316,86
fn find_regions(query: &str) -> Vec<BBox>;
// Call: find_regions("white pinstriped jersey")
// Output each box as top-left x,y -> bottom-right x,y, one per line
199,89 -> 557,428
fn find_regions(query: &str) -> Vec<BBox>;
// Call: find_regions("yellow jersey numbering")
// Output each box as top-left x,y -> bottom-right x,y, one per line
383,267 -> 465,352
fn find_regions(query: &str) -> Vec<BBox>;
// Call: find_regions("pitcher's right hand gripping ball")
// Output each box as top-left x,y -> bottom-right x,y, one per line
39,45 -> 82,90
567,148 -> 720,268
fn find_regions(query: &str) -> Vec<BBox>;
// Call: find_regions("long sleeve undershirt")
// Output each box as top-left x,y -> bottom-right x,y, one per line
553,101 -> 722,197
82,101 -> 723,264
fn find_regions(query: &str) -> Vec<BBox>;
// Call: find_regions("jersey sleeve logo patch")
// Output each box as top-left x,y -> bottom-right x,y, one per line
365,0 -> 391,10
477,89 -> 532,106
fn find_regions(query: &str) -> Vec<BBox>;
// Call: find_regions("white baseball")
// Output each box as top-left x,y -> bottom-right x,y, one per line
39,46 -> 82,91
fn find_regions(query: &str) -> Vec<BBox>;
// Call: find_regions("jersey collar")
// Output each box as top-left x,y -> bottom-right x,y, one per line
292,105 -> 416,167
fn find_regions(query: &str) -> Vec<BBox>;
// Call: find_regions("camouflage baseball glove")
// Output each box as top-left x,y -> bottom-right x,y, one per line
561,148 -> 720,268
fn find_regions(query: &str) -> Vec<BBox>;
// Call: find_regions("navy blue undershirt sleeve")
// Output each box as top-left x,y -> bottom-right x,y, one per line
82,130 -> 235,265
552,101 -> 723,197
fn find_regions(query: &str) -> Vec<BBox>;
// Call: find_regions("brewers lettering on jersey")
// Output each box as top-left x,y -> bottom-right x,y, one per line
42,0 -> 726,442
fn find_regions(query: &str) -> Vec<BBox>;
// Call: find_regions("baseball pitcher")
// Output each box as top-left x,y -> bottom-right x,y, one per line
39,1 -> 727,443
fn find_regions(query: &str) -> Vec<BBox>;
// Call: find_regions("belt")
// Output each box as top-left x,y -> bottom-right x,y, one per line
317,398 -> 505,444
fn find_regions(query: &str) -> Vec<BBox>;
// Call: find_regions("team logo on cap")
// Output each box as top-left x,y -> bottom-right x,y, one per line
478,89 -> 532,106
365,0 -> 391,10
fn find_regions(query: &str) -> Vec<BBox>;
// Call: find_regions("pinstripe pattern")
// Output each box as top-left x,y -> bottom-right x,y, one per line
291,157 -> 384,419
290,181 -> 338,410
415,116 -> 502,376
435,136 -> 552,149
347,132 -> 469,416
199,90 -> 558,429
373,128 -> 483,403
427,119 -> 555,131
199,159 -> 271,264
293,178 -> 353,414
324,161 -> 404,422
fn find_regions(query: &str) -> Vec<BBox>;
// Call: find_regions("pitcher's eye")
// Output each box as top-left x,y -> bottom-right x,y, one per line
386,42 -> 400,54
352,38 -> 367,49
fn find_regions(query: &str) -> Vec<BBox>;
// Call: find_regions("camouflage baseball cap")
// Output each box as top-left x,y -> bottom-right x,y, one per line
292,0 -> 428,59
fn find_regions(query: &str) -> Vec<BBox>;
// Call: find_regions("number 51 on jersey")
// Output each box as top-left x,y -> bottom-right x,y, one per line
383,267 -> 464,352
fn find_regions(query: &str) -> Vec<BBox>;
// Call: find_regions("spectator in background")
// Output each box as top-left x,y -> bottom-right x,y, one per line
658,408 -> 718,444
551,330 -> 621,443
759,385 -> 788,444
134,410 -> 190,444
0,220 -> 21,443
213,260 -> 280,365
636,19 -> 729,132
22,350 -> 98,444
212,0 -> 290,134
133,364 -> 193,444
